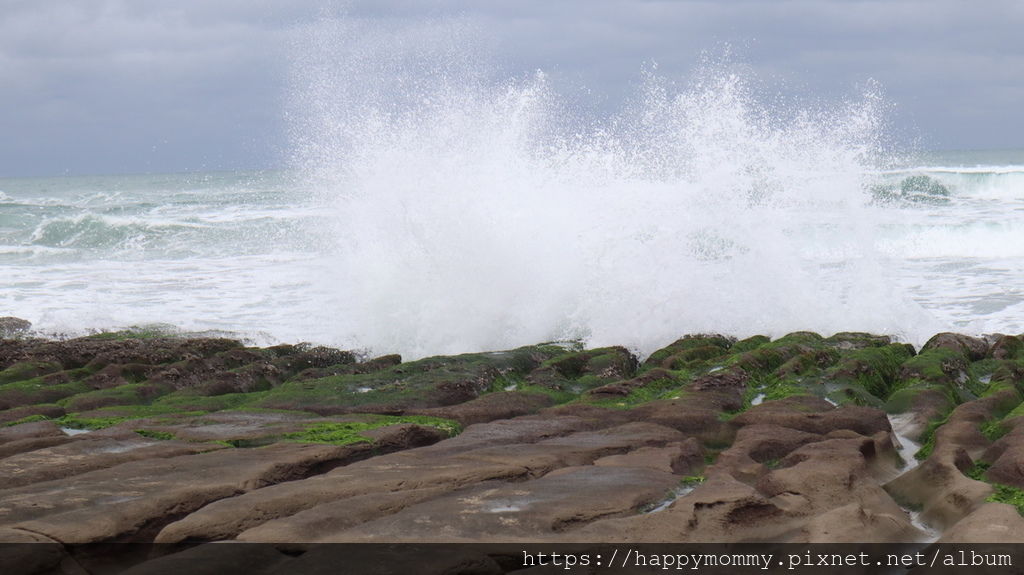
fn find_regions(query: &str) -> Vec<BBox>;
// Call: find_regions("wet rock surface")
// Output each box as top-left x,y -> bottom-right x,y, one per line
2,330 -> 1024,556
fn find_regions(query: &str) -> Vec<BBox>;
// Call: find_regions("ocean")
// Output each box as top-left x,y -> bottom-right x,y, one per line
2,68 -> 1023,359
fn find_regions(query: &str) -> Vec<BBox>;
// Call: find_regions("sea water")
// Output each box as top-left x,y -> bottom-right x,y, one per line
2,23 -> 1022,359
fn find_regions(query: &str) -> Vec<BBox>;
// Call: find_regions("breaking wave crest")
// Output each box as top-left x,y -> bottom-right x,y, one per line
29,214 -> 205,251
287,17 -> 942,358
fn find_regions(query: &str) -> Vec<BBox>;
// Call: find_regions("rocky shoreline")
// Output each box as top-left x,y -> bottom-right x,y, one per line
2,320 -> 1024,554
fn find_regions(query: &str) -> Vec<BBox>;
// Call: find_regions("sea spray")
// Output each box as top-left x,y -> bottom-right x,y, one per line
287,17 -> 938,358
4,20 -> 1020,356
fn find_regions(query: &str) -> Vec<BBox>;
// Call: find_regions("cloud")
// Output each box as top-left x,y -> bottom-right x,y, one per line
1,0 -> 1021,176
0,1 -> 313,175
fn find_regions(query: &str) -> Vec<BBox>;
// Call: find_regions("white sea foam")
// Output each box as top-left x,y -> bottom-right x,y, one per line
889,165 -> 1024,175
878,223 -> 1024,259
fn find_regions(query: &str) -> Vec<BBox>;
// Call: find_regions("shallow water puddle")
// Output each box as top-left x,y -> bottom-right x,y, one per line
887,413 -> 939,542
92,441 -> 155,454
907,509 -> 941,542
485,504 -> 524,513
888,413 -> 922,471
642,485 -> 697,514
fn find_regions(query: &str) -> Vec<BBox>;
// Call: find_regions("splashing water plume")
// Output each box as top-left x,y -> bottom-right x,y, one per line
289,17 -> 937,359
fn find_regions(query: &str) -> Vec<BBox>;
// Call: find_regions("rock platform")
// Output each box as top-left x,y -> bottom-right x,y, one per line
2,326 -> 1024,570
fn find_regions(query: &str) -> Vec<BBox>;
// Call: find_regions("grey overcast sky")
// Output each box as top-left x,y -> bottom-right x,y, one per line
1,0 -> 1022,177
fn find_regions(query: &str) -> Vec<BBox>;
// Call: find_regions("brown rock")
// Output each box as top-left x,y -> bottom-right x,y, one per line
420,415 -> 598,457
135,410 -> 324,444
990,335 -> 1024,360
758,436 -> 886,505
0,435 -> 72,460
885,455 -> 993,531
155,456 -> 534,544
537,403 -> 634,427
799,501 -> 916,543
627,400 -> 733,443
406,391 -> 554,426
732,404 -> 891,437
156,421 -> 683,543
921,332 -> 989,361
690,367 -> 749,392
118,544 -> 292,575
0,432 -> 224,488
360,423 -> 451,451
984,438 -> 1024,488
236,487 -> 449,542
121,544 -> 506,575
0,528 -> 66,575
593,439 -> 703,474
586,368 -> 675,398
0,420 -> 66,444
271,545 -> 503,575
0,405 -> 66,426
0,317 -> 32,338
711,424 -> 821,484
934,388 -> 1022,465
565,475 -> 789,542
83,363 -> 133,390
315,465 -> 680,542
0,443 -> 358,543
941,502 -> 1024,543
